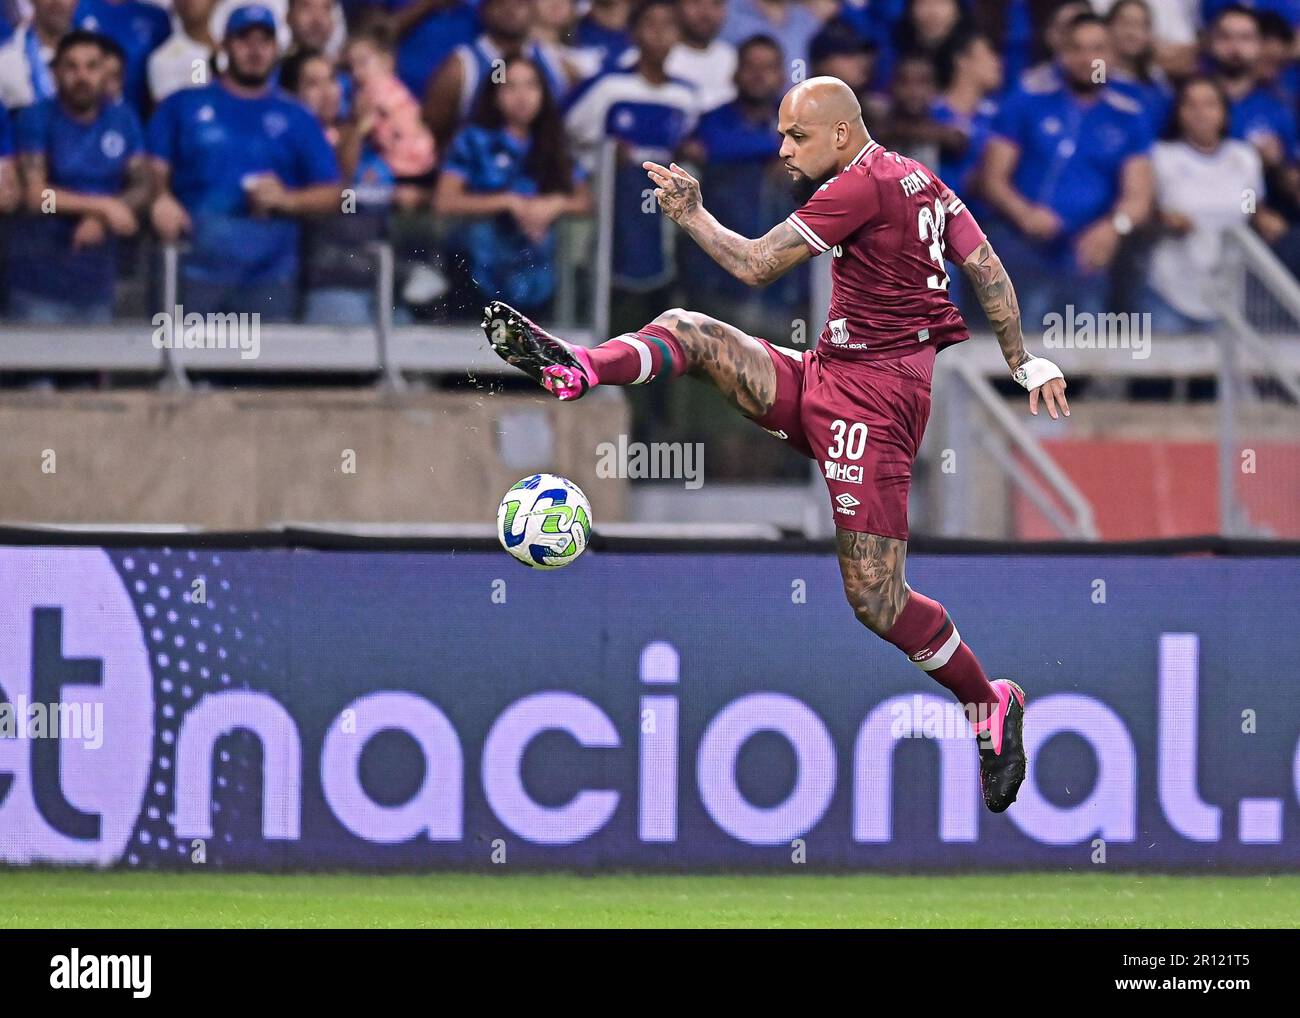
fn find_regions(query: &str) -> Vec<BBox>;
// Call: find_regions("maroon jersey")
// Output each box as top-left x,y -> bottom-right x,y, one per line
785,140 -> 986,384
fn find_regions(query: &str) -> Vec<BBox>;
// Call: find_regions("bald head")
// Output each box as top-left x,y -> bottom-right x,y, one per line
776,76 -> 871,187
781,75 -> 863,126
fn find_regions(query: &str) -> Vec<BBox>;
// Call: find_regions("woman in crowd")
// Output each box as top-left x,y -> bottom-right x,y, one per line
289,26 -> 438,323
433,54 -> 590,316
1147,76 -> 1286,332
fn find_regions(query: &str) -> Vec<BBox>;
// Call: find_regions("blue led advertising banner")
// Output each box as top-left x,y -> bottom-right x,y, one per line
0,546 -> 1296,870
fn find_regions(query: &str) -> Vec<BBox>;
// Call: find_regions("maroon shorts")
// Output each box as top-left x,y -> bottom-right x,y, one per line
751,340 -> 931,540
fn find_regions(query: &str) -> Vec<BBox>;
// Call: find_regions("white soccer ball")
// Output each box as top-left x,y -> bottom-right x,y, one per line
497,473 -> 593,569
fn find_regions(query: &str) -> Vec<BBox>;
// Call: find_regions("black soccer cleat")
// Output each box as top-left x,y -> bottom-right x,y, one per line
976,679 -> 1027,813
480,300 -> 593,401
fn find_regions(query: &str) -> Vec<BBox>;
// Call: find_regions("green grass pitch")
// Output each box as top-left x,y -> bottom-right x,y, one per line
1,871 -> 1298,928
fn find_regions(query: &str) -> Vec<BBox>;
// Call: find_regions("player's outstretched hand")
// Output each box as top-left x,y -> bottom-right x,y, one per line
1030,376 -> 1070,420
644,161 -> 701,224
1012,356 -> 1070,420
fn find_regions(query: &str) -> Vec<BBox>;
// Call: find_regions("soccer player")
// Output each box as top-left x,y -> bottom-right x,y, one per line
482,75 -> 1069,812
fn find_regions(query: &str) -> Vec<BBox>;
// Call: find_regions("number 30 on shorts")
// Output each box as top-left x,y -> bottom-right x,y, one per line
827,419 -> 869,459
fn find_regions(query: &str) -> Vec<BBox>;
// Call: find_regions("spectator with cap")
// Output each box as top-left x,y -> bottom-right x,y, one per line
667,0 -> 738,115
9,30 -> 148,322
979,11 -> 1153,328
148,0 -> 219,105
147,3 -> 341,320
422,0 -> 569,155
210,0 -> 346,55
72,0 -> 171,113
0,0 -> 76,111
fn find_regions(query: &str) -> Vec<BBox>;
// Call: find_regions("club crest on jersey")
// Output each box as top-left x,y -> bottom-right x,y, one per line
100,130 -> 126,159
828,318 -> 849,345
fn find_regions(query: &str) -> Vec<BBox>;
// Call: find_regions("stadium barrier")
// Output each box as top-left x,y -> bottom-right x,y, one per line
0,536 -> 1296,871
0,388 -> 629,528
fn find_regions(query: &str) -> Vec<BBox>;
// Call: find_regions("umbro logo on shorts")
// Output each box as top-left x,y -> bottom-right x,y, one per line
834,493 -> 861,515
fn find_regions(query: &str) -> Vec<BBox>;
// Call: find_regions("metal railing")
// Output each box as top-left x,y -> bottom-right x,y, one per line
944,354 -> 1099,540
1216,224 -> 1300,537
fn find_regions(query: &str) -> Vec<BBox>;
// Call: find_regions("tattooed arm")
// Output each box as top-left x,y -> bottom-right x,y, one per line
961,238 -> 1071,419
960,239 -> 1029,372
644,160 -> 811,286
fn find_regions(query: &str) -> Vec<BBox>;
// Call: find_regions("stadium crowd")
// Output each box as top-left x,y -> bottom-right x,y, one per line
0,0 -> 1297,332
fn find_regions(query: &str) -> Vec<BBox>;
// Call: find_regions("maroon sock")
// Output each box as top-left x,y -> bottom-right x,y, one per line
585,324 -> 687,386
882,591 -> 999,715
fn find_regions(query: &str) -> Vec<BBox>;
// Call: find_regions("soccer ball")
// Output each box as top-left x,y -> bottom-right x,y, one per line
497,473 -> 593,569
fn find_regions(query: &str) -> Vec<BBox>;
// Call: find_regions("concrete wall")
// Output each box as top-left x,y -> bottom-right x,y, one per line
0,387 -> 629,529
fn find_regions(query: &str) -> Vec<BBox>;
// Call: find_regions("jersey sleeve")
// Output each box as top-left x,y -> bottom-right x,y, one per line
939,181 -> 986,262
785,168 -> 880,254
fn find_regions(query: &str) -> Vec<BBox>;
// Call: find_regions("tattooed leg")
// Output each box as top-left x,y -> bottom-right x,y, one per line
836,530 -> 910,635
839,526 -> 1002,722
650,308 -> 778,420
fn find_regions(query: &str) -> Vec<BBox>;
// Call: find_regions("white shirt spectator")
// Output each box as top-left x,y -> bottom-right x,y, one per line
1089,0 -> 1199,45
1149,138 -> 1263,321
0,25 -> 55,110
565,68 -> 699,172
666,37 -> 737,115
148,21 -> 216,103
